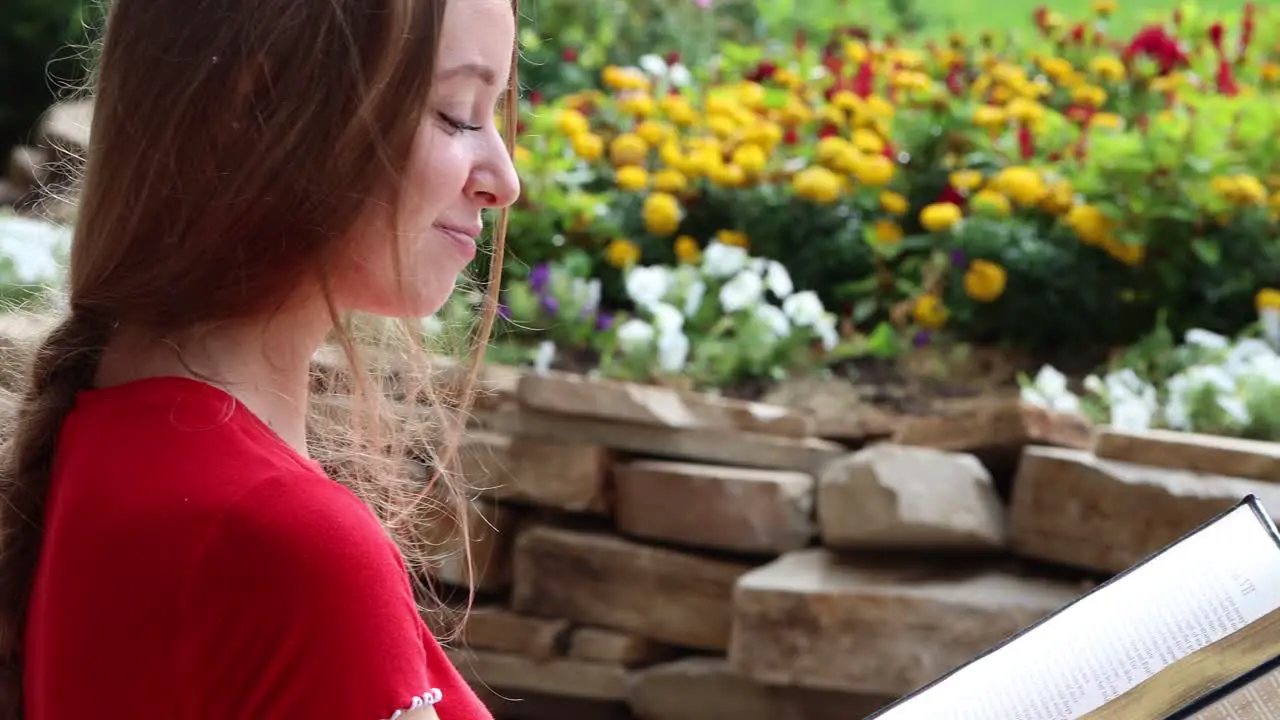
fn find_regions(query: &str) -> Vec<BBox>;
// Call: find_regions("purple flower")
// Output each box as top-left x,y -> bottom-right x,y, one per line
540,294 -> 560,315
949,248 -> 967,268
497,302 -> 511,320
913,330 -> 932,347
595,312 -> 614,331
529,263 -> 551,294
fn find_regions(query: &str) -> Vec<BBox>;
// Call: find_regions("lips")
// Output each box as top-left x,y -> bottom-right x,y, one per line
434,222 -> 481,261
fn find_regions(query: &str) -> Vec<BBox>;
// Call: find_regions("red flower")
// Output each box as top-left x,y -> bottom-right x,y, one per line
1123,25 -> 1188,75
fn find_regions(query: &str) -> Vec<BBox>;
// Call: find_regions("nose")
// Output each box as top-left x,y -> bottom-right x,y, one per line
466,134 -> 521,209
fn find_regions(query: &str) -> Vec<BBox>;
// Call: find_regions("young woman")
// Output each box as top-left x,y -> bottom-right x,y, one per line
0,0 -> 521,717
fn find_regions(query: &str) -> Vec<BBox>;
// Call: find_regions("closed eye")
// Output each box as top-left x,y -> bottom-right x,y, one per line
439,112 -> 482,133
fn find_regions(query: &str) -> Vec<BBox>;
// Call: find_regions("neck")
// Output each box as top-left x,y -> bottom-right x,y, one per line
95,307 -> 331,455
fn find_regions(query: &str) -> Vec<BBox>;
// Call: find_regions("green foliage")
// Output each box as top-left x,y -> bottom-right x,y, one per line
0,0 -> 100,154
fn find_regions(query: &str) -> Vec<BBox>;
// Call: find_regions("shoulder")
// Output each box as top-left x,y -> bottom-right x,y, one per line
196,467 -> 410,603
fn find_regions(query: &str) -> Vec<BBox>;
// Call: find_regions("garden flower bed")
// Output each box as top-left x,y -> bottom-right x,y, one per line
491,2 -> 1280,411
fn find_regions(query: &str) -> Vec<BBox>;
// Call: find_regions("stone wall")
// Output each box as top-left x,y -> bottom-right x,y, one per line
4,314 -> 1277,718
404,368 -> 1280,719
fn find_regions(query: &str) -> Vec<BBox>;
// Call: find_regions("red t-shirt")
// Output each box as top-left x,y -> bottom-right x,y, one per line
24,376 -> 492,720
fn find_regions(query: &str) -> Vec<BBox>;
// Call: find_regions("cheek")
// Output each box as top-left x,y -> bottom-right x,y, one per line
400,128 -> 471,228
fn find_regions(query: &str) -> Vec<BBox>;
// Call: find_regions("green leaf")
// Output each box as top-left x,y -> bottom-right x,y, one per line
1191,238 -> 1221,266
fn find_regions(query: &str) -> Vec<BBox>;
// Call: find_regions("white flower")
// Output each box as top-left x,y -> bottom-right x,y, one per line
625,266 -> 672,310
701,242 -> 749,278
1185,328 -> 1229,350
1109,397 -> 1152,431
615,319 -> 655,354
1020,364 -> 1083,414
1032,365 -> 1071,398
667,64 -> 692,87
1218,395 -> 1251,427
650,302 -> 685,336
781,291 -> 826,329
571,277 -> 602,313
754,304 -> 791,339
533,340 -> 556,374
1261,308 -> 1280,347
764,261 -> 794,298
815,315 -> 839,350
656,330 -> 690,372
683,280 -> 706,317
421,315 -> 444,335
719,269 -> 764,312
638,54 -> 668,77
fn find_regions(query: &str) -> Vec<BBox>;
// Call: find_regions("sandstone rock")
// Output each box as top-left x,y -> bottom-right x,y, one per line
568,627 -> 679,667
460,431 -> 611,513
308,344 -> 519,409
470,685 -> 632,720
435,501 -> 520,593
446,649 -> 629,701
511,526 -> 751,651
892,399 -> 1092,454
8,146 -> 51,190
817,444 -> 1005,550
518,370 -> 814,437
477,407 -> 843,474
39,100 -> 93,156
459,607 -> 570,660
1009,446 -> 1280,574
1093,427 -> 1280,484
614,460 -> 814,554
729,548 -> 1079,696
629,657 -> 896,720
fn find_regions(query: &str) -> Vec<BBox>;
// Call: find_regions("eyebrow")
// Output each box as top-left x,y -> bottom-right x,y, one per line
437,62 -> 497,86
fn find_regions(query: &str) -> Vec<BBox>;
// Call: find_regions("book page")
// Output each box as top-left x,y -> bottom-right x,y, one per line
873,503 -> 1280,720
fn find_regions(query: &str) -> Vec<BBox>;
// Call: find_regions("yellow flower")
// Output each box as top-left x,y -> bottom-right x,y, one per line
851,128 -> 886,154
615,165 -> 649,192
602,65 -> 650,92
1264,63 -> 1280,84
1102,237 -> 1145,266
963,260 -> 1008,303
992,167 -> 1047,207
949,170 -> 984,193
1071,85 -> 1108,109
1006,98 -> 1046,123
652,168 -> 688,194
972,105 -> 1007,132
872,219 -> 904,244
605,238 -> 642,268
816,137 -> 857,170
1065,204 -> 1113,246
912,293 -> 949,329
1089,56 -> 1126,82
1090,113 -> 1124,130
1256,288 -> 1280,312
609,133 -> 648,166
880,191 -> 909,216
571,133 -> 605,161
1092,0 -> 1117,17
731,143 -> 768,176
792,166 -> 843,204
619,93 -> 655,118
513,145 -> 532,165
1213,174 -> 1268,206
971,189 -> 1013,218
920,203 -> 963,232
660,95 -> 698,126
1040,180 -> 1075,215
674,235 -> 702,264
679,149 -> 718,179
851,154 -> 896,187
556,109 -> 590,137
642,192 -> 682,236
635,120 -> 669,147
707,114 -> 738,139
710,163 -> 747,188
717,230 -> 750,248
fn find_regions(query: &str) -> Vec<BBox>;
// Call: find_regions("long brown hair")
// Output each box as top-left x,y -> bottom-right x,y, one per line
0,0 -> 519,715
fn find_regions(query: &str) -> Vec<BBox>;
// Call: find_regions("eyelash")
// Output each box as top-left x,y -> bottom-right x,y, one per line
439,113 -> 482,134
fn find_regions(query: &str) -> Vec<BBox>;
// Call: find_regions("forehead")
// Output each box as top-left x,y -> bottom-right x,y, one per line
437,0 -> 515,81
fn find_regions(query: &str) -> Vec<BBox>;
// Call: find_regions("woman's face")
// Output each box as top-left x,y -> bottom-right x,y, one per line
338,0 -> 520,319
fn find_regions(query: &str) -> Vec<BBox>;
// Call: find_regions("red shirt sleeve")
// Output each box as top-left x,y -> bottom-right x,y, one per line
181,471 -> 438,719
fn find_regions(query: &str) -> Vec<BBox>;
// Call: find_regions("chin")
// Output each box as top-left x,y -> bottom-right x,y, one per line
346,277 -> 457,320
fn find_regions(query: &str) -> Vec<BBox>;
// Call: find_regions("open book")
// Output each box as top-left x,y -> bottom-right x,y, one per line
868,495 -> 1280,720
